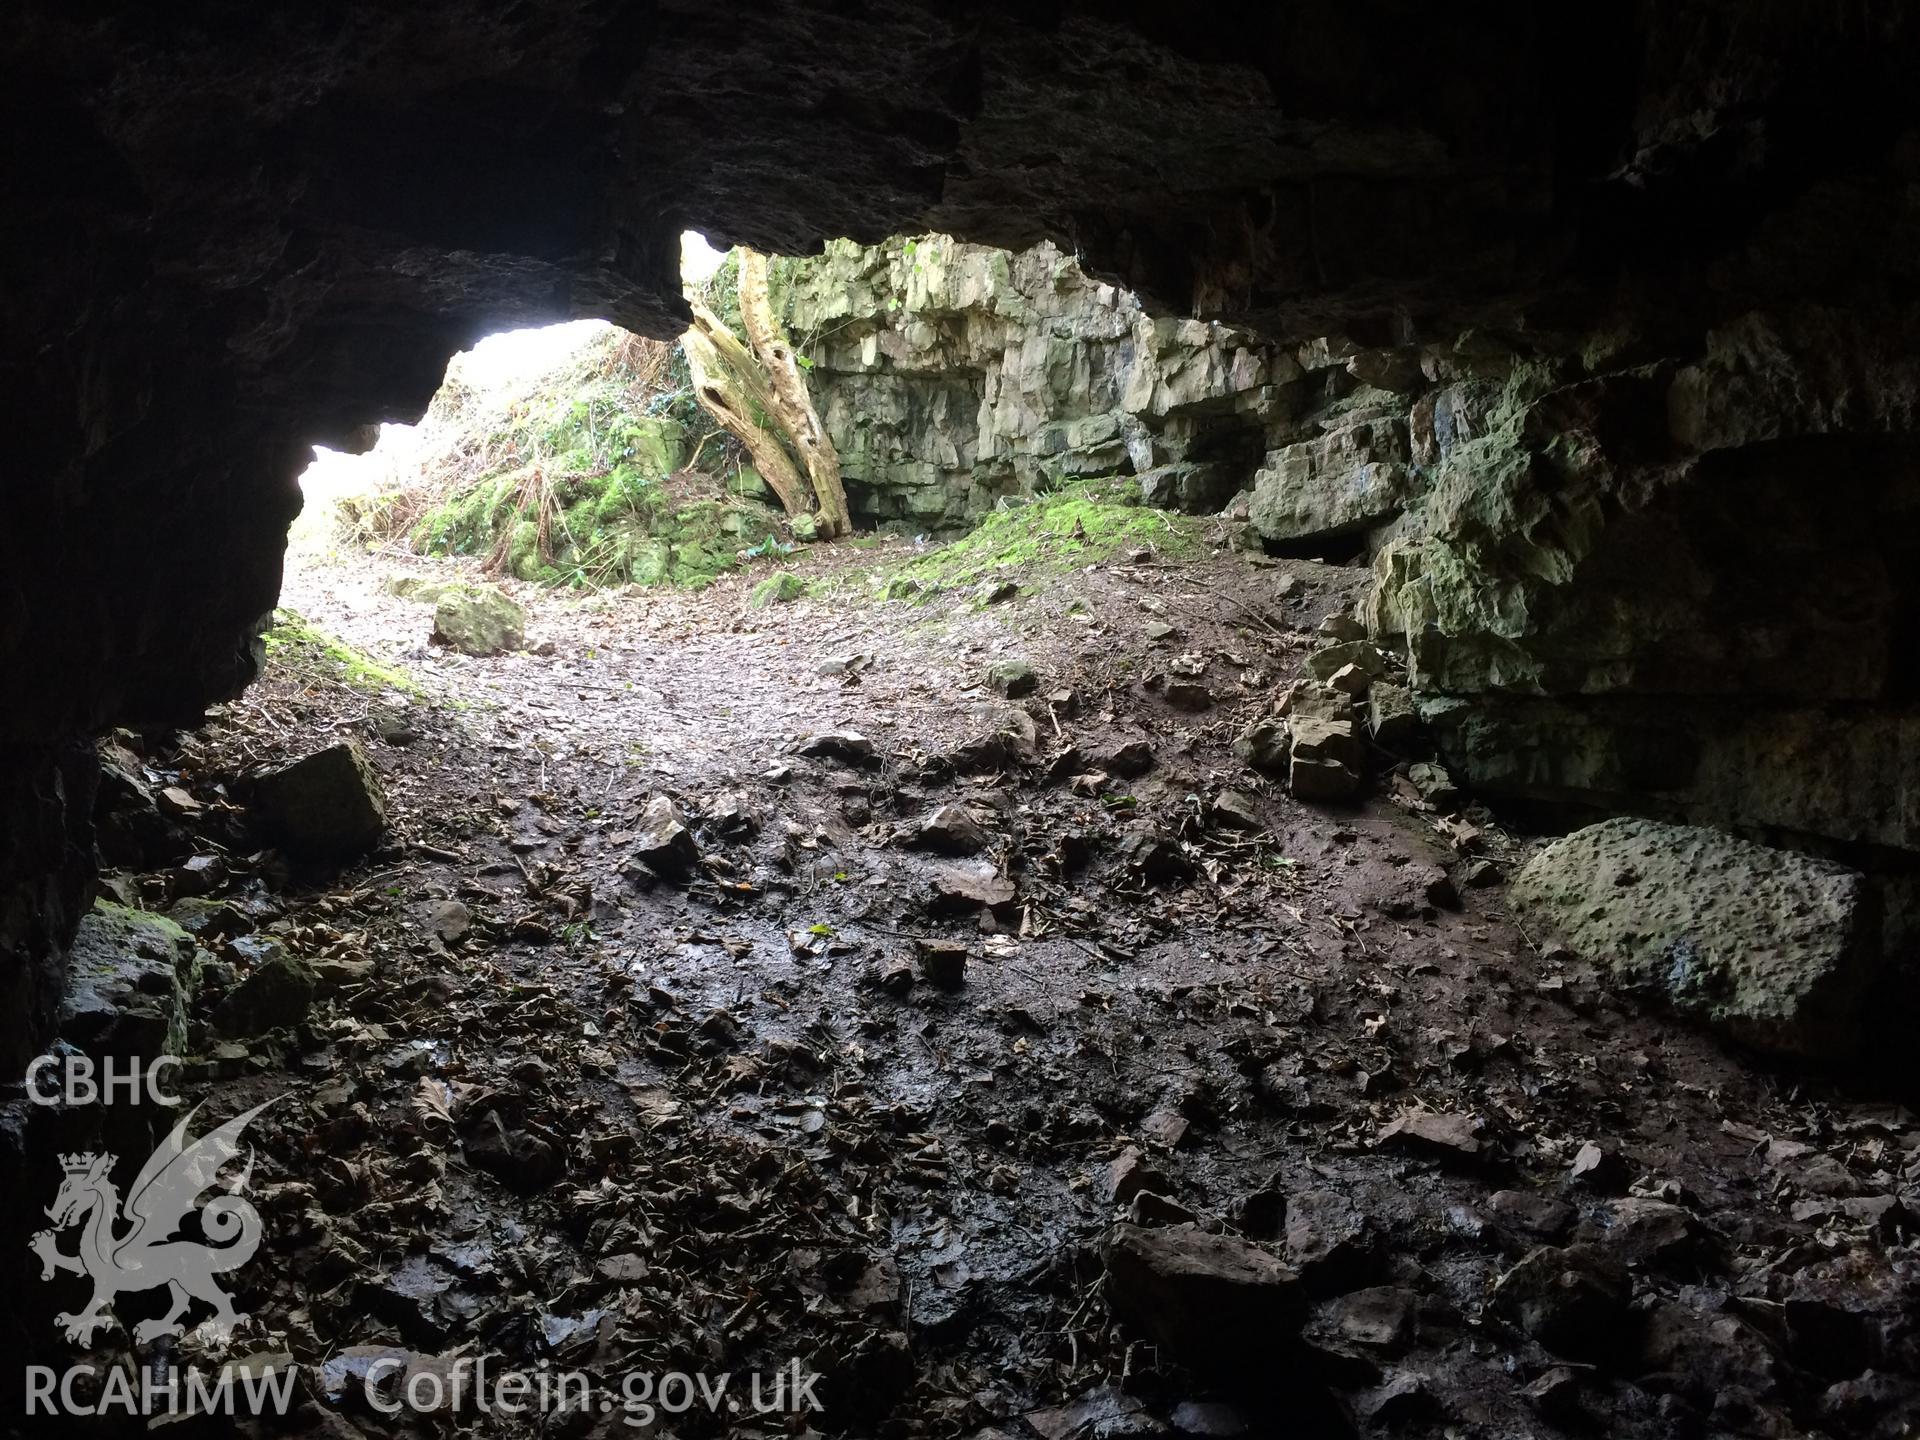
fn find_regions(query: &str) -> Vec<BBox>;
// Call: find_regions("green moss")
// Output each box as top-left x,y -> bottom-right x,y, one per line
398,326 -> 763,589
410,455 -> 781,591
264,609 -> 420,695
381,574 -> 454,602
750,572 -> 809,608
90,898 -> 192,951
872,478 -> 1197,598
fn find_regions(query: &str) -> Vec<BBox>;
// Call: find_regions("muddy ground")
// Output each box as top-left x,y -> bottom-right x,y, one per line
36,519 -> 1920,1439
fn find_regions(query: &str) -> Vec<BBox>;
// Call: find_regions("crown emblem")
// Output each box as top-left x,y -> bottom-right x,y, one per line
35,1098 -> 282,1349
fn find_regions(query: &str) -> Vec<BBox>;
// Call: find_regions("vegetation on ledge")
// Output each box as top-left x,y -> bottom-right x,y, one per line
350,327 -> 788,590
264,609 -> 419,695
866,478 -> 1199,599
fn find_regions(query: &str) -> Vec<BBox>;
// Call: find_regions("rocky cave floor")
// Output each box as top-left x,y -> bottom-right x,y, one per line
66,526 -> 1920,1439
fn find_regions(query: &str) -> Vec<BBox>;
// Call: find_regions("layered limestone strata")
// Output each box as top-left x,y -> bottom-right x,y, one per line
777,234 -> 1289,525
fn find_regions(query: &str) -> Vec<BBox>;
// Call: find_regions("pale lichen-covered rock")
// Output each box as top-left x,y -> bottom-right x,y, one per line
779,234 -> 1292,526
1509,818 -> 1877,1059
1289,714 -> 1364,801
1249,410 -> 1413,544
431,583 -> 526,656
254,740 -> 389,860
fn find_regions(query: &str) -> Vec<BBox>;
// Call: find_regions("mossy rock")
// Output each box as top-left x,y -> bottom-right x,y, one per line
264,609 -> 418,694
381,574 -> 454,603
432,583 -> 526,655
670,538 -> 743,589
872,477 -> 1197,595
213,948 -> 318,1037
61,900 -> 200,1059
254,740 -> 389,859
751,572 -> 809,608
729,466 -> 772,501
626,537 -> 675,586
625,416 -> 688,478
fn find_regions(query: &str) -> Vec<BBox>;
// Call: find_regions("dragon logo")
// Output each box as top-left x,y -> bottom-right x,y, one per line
29,1098 -> 279,1347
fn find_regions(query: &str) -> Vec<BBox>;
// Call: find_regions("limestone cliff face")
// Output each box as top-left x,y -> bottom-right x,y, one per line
779,230 -> 1920,883
1214,342 -> 1920,881
1350,313 -> 1920,864
773,234 -> 1457,536
777,235 -> 1293,526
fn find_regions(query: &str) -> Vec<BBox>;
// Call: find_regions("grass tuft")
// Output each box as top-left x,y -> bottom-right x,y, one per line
869,478 -> 1198,599
264,609 -> 420,695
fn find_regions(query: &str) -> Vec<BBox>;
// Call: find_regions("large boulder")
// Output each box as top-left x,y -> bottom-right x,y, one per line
1288,685 -> 1366,801
253,741 -> 389,860
1509,818 -> 1876,1059
431,583 -> 526,655
1248,411 -> 1413,545
212,947 -> 318,1037
1102,1222 -> 1306,1372
58,900 -> 200,1060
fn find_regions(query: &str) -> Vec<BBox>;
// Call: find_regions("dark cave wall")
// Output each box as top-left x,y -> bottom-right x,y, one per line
4,1 -> 1920,1065
0,748 -> 98,1078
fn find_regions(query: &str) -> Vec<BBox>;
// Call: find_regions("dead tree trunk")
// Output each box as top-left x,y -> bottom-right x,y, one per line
682,301 -> 813,520
736,249 -> 850,538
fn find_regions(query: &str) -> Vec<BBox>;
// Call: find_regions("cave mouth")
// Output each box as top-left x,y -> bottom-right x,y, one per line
1257,525 -> 1373,566
10,7 -> 1920,1408
24,224 -> 1914,1440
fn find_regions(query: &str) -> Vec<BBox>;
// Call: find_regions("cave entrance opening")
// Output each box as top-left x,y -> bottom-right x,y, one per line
65,221 -> 1920,1438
